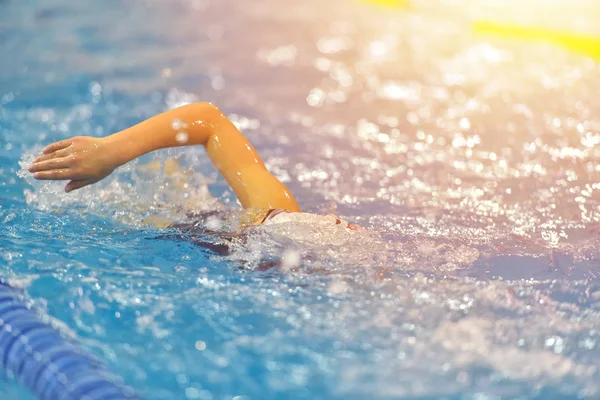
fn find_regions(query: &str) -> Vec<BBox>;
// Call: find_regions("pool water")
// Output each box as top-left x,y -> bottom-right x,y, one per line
1,0 -> 600,399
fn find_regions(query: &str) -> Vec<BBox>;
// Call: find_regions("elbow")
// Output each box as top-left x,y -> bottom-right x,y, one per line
188,102 -> 227,126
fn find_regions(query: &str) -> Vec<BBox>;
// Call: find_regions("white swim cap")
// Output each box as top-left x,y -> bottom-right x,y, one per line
259,211 -> 357,246
263,212 -> 348,227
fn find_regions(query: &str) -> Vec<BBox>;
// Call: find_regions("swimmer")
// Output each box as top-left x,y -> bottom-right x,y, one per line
27,102 -> 359,231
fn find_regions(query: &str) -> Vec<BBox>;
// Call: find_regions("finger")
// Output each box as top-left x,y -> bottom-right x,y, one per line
42,139 -> 73,154
32,148 -> 71,164
65,179 -> 93,193
32,169 -> 73,180
28,157 -> 72,173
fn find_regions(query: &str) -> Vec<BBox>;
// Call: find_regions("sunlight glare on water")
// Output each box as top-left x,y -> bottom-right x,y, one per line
1,0 -> 600,399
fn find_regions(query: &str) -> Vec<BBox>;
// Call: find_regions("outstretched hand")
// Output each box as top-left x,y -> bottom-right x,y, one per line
28,136 -> 118,192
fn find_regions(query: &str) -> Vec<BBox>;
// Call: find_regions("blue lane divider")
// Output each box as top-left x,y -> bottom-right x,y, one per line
0,278 -> 142,400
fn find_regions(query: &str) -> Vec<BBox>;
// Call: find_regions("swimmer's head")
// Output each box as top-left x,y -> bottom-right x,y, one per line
262,210 -> 359,230
238,208 -> 359,231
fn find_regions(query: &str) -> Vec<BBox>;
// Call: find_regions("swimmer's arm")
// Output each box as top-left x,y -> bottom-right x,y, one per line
28,102 -> 300,212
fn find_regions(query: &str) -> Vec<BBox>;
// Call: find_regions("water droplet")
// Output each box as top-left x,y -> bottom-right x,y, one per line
206,216 -> 223,230
281,248 -> 301,271
195,340 -> 207,351
306,88 -> 325,107
176,132 -> 189,144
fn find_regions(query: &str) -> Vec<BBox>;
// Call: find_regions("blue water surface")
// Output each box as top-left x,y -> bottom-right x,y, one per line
1,0 -> 600,399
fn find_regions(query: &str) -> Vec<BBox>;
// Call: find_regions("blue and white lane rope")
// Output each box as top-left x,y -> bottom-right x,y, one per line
0,278 -> 142,400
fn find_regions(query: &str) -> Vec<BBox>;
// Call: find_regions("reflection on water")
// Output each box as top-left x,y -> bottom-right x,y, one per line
2,0 -> 600,398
